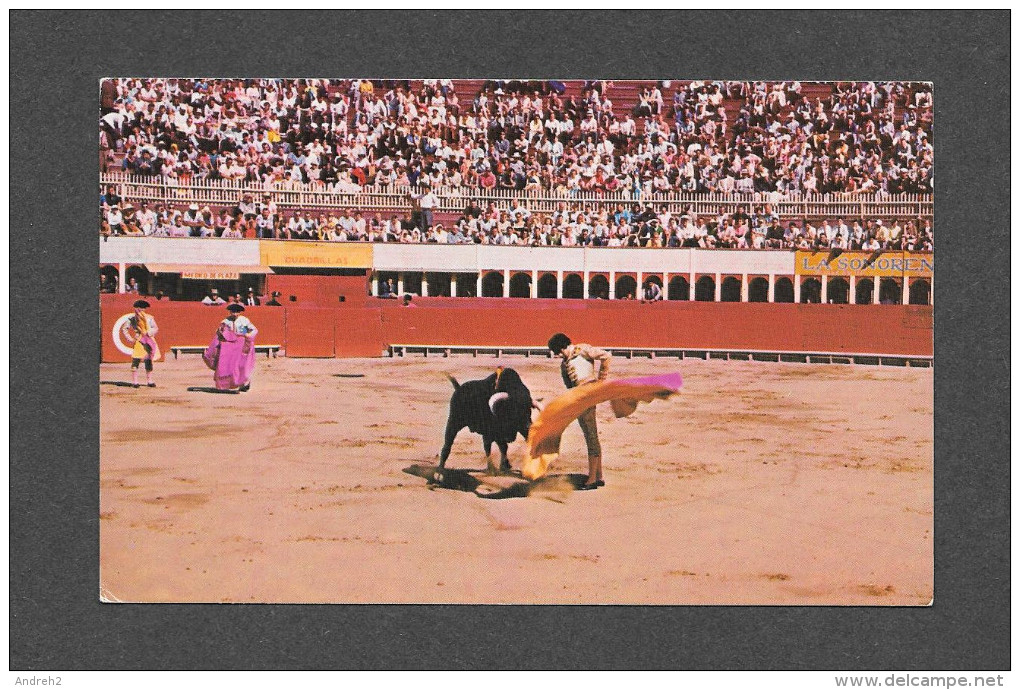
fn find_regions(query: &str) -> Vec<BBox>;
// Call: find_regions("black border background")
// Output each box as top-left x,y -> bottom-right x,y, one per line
9,10 -> 1010,670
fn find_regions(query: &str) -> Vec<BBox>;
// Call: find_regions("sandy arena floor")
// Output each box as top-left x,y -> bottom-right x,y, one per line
99,354 -> 933,605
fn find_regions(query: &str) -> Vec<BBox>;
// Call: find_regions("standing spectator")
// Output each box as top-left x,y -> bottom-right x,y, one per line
413,183 -> 440,231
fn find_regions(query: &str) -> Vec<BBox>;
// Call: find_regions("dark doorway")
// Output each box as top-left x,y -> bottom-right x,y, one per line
668,276 -> 690,301
694,276 -> 715,302
721,276 -> 741,302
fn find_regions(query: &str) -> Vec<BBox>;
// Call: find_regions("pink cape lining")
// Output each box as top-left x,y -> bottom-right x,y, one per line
202,327 -> 257,390
137,333 -> 161,362
521,372 -> 683,480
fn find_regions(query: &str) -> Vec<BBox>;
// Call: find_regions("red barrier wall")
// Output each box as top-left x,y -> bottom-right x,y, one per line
265,275 -> 367,307
284,308 -> 337,357
376,299 -> 932,356
100,298 -> 933,362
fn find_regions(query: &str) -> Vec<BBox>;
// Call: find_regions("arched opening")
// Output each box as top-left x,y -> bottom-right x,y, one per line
694,276 -> 715,302
125,265 -> 150,295
774,277 -> 794,303
909,279 -> 931,306
668,275 -> 690,301
100,265 -> 119,293
615,275 -> 637,300
879,278 -> 902,305
537,273 -> 558,298
827,277 -> 850,304
562,273 -> 584,299
509,273 -> 532,298
424,272 -> 450,297
481,271 -> 505,297
403,272 -> 424,297
588,274 -> 609,300
855,278 -> 874,305
748,277 -> 769,302
800,278 -> 822,304
721,276 -> 742,302
455,272 -> 478,297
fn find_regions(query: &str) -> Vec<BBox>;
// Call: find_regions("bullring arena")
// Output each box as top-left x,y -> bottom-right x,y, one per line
99,78 -> 933,605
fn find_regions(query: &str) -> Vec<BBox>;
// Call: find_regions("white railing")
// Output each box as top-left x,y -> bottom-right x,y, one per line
100,172 -> 933,219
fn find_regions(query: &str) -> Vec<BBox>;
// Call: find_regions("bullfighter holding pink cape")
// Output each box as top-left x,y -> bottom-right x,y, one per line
203,303 -> 258,392
123,299 -> 161,389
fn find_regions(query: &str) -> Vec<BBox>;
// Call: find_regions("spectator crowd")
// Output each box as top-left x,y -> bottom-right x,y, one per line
100,78 -> 933,251
101,77 -> 933,197
101,184 -> 933,252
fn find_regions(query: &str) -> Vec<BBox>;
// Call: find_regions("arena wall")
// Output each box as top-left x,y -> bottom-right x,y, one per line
100,299 -> 933,363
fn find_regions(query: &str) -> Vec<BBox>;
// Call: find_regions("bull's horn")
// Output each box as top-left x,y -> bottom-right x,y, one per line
488,391 -> 509,413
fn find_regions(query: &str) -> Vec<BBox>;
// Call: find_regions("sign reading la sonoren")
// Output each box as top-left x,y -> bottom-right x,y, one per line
796,251 -> 933,277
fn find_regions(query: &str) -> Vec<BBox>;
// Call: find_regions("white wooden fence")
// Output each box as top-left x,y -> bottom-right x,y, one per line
100,172 -> 933,219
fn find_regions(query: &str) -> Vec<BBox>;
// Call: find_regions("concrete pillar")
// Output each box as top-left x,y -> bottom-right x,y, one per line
901,278 -> 909,305
714,272 -> 722,302
583,271 -> 590,299
689,271 -> 695,300
397,273 -> 405,296
767,274 -> 775,303
794,275 -> 801,303
557,271 -> 564,299
740,274 -> 748,302
503,269 -> 510,298
849,275 -> 856,305
371,274 -> 379,297
608,272 -> 616,300
873,277 -> 880,304
820,276 -> 828,304
451,273 -> 457,298
928,276 -> 933,306
476,273 -> 483,298
531,270 -> 538,298
636,271 -> 643,299
118,263 -> 126,293
420,273 -> 428,297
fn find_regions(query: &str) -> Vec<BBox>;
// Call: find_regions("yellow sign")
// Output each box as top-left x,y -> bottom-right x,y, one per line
259,241 -> 373,268
796,251 -> 933,277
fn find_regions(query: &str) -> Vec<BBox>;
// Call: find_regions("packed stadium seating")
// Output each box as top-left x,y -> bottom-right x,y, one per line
100,78 -> 933,252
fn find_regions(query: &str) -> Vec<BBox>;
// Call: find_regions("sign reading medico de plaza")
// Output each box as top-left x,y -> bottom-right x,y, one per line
796,251 -> 933,278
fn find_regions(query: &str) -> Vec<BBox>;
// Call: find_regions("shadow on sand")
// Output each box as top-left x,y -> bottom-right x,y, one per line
100,381 -> 141,388
186,386 -> 240,395
402,464 -> 592,500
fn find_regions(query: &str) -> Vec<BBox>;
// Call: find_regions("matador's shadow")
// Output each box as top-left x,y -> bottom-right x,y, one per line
186,386 -> 241,395
402,464 -> 591,500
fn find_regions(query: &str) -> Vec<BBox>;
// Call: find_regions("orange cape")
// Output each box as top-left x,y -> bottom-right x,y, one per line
521,372 -> 683,480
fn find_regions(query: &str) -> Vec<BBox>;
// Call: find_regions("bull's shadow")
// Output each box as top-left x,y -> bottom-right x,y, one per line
402,464 -> 591,500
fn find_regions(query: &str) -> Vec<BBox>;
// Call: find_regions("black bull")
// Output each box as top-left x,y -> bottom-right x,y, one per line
437,367 -> 534,476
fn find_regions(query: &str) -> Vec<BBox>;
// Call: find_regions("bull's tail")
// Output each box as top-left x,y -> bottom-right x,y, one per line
446,374 -> 460,389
